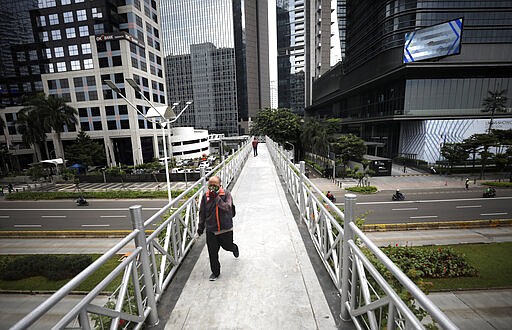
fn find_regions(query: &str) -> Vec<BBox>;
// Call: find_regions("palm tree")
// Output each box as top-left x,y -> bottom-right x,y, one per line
17,107 -> 47,161
20,93 -> 77,164
482,89 -> 508,133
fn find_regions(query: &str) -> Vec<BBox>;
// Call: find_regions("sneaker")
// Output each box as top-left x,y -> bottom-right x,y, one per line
233,244 -> 239,258
209,273 -> 219,281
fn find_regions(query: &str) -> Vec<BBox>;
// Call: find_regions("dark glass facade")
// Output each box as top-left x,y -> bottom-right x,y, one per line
160,0 -> 269,136
277,0 -> 306,114
308,0 -> 512,161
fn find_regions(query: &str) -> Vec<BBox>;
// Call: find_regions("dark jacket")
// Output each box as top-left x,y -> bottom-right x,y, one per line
198,187 -> 234,233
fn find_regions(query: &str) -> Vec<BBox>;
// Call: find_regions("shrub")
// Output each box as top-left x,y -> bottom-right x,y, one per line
0,255 -> 93,281
482,181 -> 512,188
345,186 -> 377,194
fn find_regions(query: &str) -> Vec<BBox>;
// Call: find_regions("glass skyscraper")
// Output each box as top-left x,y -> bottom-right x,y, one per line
308,0 -> 512,163
160,0 -> 270,136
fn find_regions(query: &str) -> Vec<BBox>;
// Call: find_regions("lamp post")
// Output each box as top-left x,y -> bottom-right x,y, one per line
105,79 -> 181,203
124,78 -> 193,202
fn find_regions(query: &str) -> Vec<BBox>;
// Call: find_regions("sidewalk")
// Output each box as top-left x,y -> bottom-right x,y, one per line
163,143 -> 336,329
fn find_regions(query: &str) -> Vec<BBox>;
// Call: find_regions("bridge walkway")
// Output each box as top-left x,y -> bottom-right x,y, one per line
163,143 -> 337,329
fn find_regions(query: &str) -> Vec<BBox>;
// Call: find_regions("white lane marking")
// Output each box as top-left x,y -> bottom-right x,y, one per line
456,205 -> 482,209
392,208 -> 418,211
0,215 -> 10,218
14,224 -> 42,228
100,215 -> 127,218
81,224 -> 110,227
355,196 -> 512,205
480,213 -> 508,216
410,215 -> 438,219
41,215 -> 67,218
0,208 -> 161,211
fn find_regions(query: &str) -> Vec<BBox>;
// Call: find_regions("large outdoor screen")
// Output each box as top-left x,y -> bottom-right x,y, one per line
403,18 -> 463,63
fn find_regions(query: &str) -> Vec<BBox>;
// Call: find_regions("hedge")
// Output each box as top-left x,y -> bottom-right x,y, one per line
0,255 -> 92,281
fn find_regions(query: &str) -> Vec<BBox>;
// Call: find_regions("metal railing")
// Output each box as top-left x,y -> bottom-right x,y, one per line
266,137 -> 458,330
10,139 -> 252,330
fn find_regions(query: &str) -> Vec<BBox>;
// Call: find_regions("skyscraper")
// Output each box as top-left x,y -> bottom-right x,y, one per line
277,0 -> 334,114
160,0 -> 270,136
308,1 -> 512,163
0,0 -> 173,167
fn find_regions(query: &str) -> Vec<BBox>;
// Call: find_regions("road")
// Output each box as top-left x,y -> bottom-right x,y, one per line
334,188 -> 512,224
0,200 -> 167,231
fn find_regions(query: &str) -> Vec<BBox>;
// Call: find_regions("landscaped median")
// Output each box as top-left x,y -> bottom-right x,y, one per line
4,190 -> 176,200
363,219 -> 512,231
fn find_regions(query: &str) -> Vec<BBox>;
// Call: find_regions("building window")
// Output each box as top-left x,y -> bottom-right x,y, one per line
120,120 -> 130,129
54,47 -> 64,58
47,63 -> 54,73
38,16 -> 46,27
107,120 -> 117,130
66,27 -> 76,38
92,8 -> 103,19
38,0 -> 56,7
41,31 -> 49,41
56,62 -> 67,72
83,59 -> 93,69
49,14 -> 59,25
89,91 -> 98,100
99,57 -> 109,68
71,60 -> 80,70
86,76 -> 96,86
68,45 -> 78,56
81,122 -> 90,131
76,91 -> 85,102
81,43 -> 91,54
59,79 -> 69,88
94,23 -> 104,34
74,77 -> 83,87
51,30 -> 61,40
45,48 -> 52,59
76,9 -> 87,21
112,56 -> 122,66
63,11 -> 73,23
79,26 -> 89,37
93,121 -> 102,130
91,107 -> 100,116
62,0 -> 71,5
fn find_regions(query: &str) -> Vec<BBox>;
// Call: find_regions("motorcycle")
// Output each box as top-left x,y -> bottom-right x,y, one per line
483,188 -> 496,198
76,196 -> 89,206
392,192 -> 405,201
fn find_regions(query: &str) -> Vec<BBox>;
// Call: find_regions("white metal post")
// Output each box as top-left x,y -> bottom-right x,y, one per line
299,161 -> 306,217
129,205 -> 159,326
341,193 -> 357,321
161,123 -> 172,203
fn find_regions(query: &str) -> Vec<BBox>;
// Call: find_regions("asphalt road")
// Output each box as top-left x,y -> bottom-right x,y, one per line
338,188 -> 512,224
1,188 -> 510,230
0,200 -> 167,231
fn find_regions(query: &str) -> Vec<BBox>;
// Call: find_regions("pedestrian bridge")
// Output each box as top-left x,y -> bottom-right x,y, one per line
11,138 -> 458,330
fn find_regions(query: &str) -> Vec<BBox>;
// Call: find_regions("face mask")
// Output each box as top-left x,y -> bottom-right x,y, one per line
208,185 -> 220,193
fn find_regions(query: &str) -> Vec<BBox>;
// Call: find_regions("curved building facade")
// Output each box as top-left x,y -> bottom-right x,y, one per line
308,1 -> 512,163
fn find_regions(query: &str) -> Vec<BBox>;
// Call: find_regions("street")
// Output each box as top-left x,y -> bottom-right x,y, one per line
334,188 -> 512,224
0,200 -> 167,231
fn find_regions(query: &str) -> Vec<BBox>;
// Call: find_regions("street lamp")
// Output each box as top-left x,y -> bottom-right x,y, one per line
124,78 -> 193,202
104,79 -> 180,203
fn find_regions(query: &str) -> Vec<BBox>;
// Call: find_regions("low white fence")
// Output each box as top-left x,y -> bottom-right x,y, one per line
10,139 -> 252,330
266,137 -> 458,330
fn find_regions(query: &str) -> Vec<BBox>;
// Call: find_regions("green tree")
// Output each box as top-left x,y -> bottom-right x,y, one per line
251,108 -> 302,146
66,131 -> 106,167
17,103 -> 48,161
300,119 -> 329,156
331,134 -> 366,168
440,142 -> 469,173
464,134 -> 498,179
482,89 -> 508,133
40,94 -> 78,162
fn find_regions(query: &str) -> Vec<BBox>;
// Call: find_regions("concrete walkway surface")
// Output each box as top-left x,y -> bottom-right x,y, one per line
163,144 -> 336,329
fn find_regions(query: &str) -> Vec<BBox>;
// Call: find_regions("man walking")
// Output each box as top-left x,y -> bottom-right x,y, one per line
252,138 -> 259,156
197,175 -> 239,281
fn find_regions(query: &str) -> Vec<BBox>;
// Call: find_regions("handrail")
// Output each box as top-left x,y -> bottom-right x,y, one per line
265,136 -> 458,330
10,138 -> 252,330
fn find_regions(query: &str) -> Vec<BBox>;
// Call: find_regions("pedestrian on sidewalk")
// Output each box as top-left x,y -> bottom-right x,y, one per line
197,175 -> 239,281
252,137 -> 259,156
465,178 -> 469,190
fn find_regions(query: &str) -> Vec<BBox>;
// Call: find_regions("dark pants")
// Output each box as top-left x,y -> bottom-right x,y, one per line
206,231 -> 237,276
253,146 -> 258,156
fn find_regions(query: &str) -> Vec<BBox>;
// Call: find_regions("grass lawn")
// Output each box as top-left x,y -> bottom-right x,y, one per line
0,254 -> 122,292
427,242 -> 512,291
